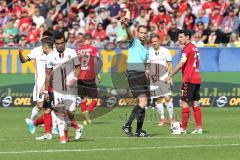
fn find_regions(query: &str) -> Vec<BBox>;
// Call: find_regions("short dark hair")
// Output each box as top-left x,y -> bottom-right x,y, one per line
42,30 -> 53,37
42,37 -> 54,49
179,30 -> 192,39
137,25 -> 148,32
54,31 -> 65,41
84,33 -> 92,40
150,33 -> 159,41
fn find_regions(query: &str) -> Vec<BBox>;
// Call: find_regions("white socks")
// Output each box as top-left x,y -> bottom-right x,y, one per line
156,103 -> 165,119
166,101 -> 174,119
56,113 -> 66,137
30,106 -> 40,120
51,111 -> 58,129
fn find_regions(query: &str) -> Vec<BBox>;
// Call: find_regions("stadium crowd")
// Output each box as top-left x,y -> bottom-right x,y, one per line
0,0 -> 240,48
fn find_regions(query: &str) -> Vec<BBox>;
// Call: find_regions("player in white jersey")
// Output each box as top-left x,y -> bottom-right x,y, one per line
19,31 -> 58,134
44,32 -> 83,143
146,33 -> 174,126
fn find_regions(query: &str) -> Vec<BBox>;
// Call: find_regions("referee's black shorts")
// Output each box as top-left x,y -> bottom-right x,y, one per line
126,70 -> 150,98
181,82 -> 201,102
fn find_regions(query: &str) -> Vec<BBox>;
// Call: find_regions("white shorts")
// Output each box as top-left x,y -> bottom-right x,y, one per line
53,91 -> 77,112
33,84 -> 44,102
150,81 -> 172,99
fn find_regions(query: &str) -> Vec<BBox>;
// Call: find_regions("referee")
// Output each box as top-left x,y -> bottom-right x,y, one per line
121,18 -> 149,137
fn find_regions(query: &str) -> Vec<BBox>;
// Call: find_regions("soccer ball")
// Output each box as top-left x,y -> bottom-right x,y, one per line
171,122 -> 182,134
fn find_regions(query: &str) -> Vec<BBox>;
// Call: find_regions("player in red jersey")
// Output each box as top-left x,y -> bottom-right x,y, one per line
166,30 -> 202,134
76,33 -> 101,125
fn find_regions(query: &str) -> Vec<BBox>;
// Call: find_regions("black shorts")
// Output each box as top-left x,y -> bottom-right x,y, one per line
77,79 -> 98,98
126,70 -> 149,98
43,92 -> 54,109
181,82 -> 201,102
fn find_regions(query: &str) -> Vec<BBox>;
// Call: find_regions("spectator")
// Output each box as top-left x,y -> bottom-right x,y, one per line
195,10 -> 209,29
108,0 -> 121,19
135,8 -> 151,26
202,0 -> 217,15
93,23 -> 107,40
208,24 -> 223,45
152,6 -> 171,30
3,20 -> 19,43
116,22 -> 127,42
66,33 -> 76,48
85,8 -> 97,29
33,8 -> 45,28
106,18 -> 119,42
183,6 -> 196,31
19,34 -> 29,47
75,32 -> 84,48
227,32 -> 240,47
45,9 -> 59,29
57,20 -> 69,40
26,23 -> 41,45
157,21 -> 168,45
191,0 -> 202,17
210,6 -> 223,29
4,34 -> 18,47
168,20 -> 180,43
221,6 -> 240,43
178,0 -> 189,14
0,28 -> 4,47
86,21 -> 96,36
38,0 -> 48,18
192,32 -> 204,47
0,9 -> 10,28
18,10 -> 32,35
194,21 -> 209,43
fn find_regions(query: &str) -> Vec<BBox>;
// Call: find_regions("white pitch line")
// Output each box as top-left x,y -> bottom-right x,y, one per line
0,135 -> 240,141
0,143 -> 240,154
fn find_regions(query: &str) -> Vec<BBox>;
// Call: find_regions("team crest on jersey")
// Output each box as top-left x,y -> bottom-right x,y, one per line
67,55 -> 71,59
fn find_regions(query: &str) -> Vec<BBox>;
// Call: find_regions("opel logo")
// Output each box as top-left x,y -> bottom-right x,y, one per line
2,96 -> 13,107
216,96 -> 228,107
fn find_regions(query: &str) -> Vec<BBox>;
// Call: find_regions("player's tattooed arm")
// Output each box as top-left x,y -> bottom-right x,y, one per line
166,60 -> 185,82
69,65 -> 80,87
18,48 -> 30,63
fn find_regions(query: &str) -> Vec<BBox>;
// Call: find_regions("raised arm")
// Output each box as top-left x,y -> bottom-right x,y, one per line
19,48 -> 30,63
121,18 -> 134,44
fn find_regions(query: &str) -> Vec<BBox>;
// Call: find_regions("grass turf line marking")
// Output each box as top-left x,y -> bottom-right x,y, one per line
0,143 -> 240,154
1,135 -> 240,141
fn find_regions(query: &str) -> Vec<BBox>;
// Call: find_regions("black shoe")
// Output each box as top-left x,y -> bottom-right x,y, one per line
122,125 -> 133,137
135,130 -> 149,137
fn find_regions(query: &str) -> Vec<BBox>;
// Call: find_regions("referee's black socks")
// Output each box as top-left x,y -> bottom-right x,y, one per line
136,106 -> 145,133
125,105 -> 145,132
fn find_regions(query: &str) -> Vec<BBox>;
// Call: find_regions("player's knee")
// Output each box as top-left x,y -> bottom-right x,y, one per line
139,97 -> 148,108
165,96 -> 171,103
181,100 -> 189,108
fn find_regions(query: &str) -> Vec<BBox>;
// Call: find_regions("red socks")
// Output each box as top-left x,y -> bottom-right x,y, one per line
88,100 -> 97,112
71,120 -> 79,130
80,100 -> 87,112
80,100 -> 97,112
181,107 -> 190,130
34,114 -> 44,126
193,106 -> 202,129
44,113 -> 52,134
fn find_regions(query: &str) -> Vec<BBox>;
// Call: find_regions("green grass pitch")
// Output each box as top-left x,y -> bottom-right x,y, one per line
0,107 -> 240,160
0,73 -> 240,160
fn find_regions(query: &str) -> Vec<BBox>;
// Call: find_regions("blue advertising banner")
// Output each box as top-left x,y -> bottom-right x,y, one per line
0,47 -> 240,73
